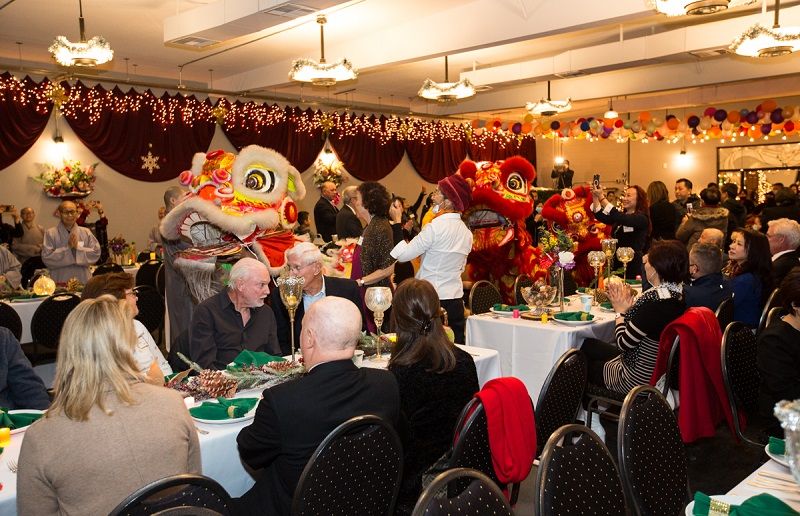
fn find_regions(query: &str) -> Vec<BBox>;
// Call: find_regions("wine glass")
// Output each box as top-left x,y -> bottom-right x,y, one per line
616,247 -> 635,282
587,251 -> 606,305
601,238 -> 618,279
276,273 -> 305,362
365,286 -> 392,363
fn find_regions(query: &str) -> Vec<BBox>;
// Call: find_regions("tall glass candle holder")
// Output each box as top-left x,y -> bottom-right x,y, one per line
587,250 -> 606,305
601,238 -> 618,279
365,286 -> 392,363
277,273 -> 305,362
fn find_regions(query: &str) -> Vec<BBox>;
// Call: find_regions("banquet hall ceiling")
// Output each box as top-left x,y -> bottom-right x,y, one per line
2,0 -> 800,120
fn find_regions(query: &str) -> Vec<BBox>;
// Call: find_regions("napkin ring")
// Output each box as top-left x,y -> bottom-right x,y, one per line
709,498 -> 732,515
227,406 -> 237,418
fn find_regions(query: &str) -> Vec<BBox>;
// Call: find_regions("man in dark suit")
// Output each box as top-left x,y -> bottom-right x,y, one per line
685,242 -> 731,312
335,186 -> 363,240
313,181 -> 339,242
235,296 -> 400,516
272,242 -> 366,355
766,218 -> 800,283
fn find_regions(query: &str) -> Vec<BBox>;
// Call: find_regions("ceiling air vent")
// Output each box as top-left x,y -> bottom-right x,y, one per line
168,36 -> 220,49
263,3 -> 319,18
554,70 -> 585,78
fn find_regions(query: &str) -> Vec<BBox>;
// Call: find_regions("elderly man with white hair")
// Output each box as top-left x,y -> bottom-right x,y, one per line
335,185 -> 363,240
189,257 -> 279,369
272,242 -> 365,355
236,296 -> 400,515
767,218 -> 800,282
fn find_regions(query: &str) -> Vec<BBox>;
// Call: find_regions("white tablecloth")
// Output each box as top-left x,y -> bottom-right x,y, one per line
0,344 -> 501,514
720,455 -> 800,511
466,296 -> 616,400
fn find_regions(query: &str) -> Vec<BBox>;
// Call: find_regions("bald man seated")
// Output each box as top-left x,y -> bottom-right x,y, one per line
235,296 -> 400,516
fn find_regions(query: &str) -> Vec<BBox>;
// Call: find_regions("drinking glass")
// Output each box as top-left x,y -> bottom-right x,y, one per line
365,286 -> 392,363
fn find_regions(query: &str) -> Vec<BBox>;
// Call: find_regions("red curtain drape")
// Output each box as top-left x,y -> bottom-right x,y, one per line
63,82 -> 216,182
329,115 -> 405,181
468,132 -> 537,165
0,73 -> 53,171
405,136 -> 468,184
221,104 -> 325,173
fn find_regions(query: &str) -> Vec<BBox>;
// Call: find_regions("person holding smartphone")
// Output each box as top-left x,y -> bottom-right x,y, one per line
591,181 -> 651,279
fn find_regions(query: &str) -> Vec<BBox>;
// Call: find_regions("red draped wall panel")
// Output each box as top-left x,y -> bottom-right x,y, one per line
329,115 -> 405,181
64,83 -> 216,182
0,74 -> 53,171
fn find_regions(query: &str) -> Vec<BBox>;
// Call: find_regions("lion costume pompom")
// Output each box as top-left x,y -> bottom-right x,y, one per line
540,185 -> 611,286
461,156 -> 545,302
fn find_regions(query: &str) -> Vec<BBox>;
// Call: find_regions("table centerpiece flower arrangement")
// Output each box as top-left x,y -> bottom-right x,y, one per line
537,227 -> 576,311
34,159 -> 97,198
108,235 -> 134,265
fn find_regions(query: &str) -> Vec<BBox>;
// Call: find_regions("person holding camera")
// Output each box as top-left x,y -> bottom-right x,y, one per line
591,181 -> 651,279
551,159 -> 574,189
0,205 -> 22,248
676,187 -> 729,251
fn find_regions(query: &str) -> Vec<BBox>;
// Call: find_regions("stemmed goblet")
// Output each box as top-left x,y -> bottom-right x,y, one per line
601,238 -> 618,279
587,250 -> 606,305
365,286 -> 392,363
276,273 -> 305,362
616,247 -> 635,282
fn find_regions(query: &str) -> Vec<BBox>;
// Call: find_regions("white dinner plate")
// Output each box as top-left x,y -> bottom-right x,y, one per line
8,409 -> 45,435
489,307 -> 526,316
765,444 -> 790,468
552,317 -> 595,326
685,495 -> 745,516
599,306 -> 615,313
190,398 -> 259,425
9,297 -> 44,303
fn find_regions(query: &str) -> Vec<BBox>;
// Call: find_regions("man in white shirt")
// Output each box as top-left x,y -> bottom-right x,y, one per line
390,173 -> 473,343
41,200 -> 101,284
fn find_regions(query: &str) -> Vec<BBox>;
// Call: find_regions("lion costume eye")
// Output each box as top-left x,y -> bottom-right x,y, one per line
506,173 -> 525,193
244,168 -> 276,193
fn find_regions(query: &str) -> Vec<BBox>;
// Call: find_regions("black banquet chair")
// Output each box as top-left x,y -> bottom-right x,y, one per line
468,280 -> 501,315
136,260 -> 162,288
0,302 -> 23,342
513,274 -> 533,306
94,262 -> 125,276
108,473 -> 232,516
156,263 -> 166,297
535,348 -> 587,456
715,296 -> 734,332
134,285 -> 165,342
721,321 -> 764,447
20,256 -> 45,289
618,385 -> 690,516
411,468 -> 512,516
535,424 -> 627,516
757,287 -> 782,335
291,414 -> 403,516
30,292 -> 81,363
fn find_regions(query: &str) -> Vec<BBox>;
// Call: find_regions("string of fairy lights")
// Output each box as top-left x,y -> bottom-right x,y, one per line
2,73 -> 799,148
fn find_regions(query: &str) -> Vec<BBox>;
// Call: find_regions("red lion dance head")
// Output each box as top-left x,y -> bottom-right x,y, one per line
540,186 -> 611,285
460,156 -> 544,302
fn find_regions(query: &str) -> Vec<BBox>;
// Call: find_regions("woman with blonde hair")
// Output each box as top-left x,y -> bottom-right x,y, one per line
18,296 -> 201,515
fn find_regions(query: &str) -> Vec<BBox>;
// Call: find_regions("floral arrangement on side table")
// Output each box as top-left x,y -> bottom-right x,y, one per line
312,152 -> 347,188
34,159 -> 97,198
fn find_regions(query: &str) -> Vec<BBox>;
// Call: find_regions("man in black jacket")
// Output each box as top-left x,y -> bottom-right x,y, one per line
767,218 -> 800,283
685,242 -> 731,312
272,242 -> 366,355
313,181 -> 339,242
235,296 -> 400,516
335,186 -> 363,240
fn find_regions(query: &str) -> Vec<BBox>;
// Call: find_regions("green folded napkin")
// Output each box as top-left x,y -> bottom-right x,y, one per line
554,311 -> 594,321
230,350 -> 286,367
626,279 -> 642,285
769,436 -> 786,455
0,408 -> 43,430
601,302 -> 613,310
576,287 -> 588,294
189,397 -> 259,421
492,303 -> 529,312
693,491 -> 799,515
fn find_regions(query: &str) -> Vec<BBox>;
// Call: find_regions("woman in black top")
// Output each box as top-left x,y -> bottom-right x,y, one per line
647,180 -> 676,241
388,279 -> 479,514
757,268 -> 800,436
592,183 -> 651,278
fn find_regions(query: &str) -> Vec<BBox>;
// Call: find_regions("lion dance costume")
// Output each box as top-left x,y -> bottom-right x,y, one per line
461,156 -> 544,303
160,145 -> 305,302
